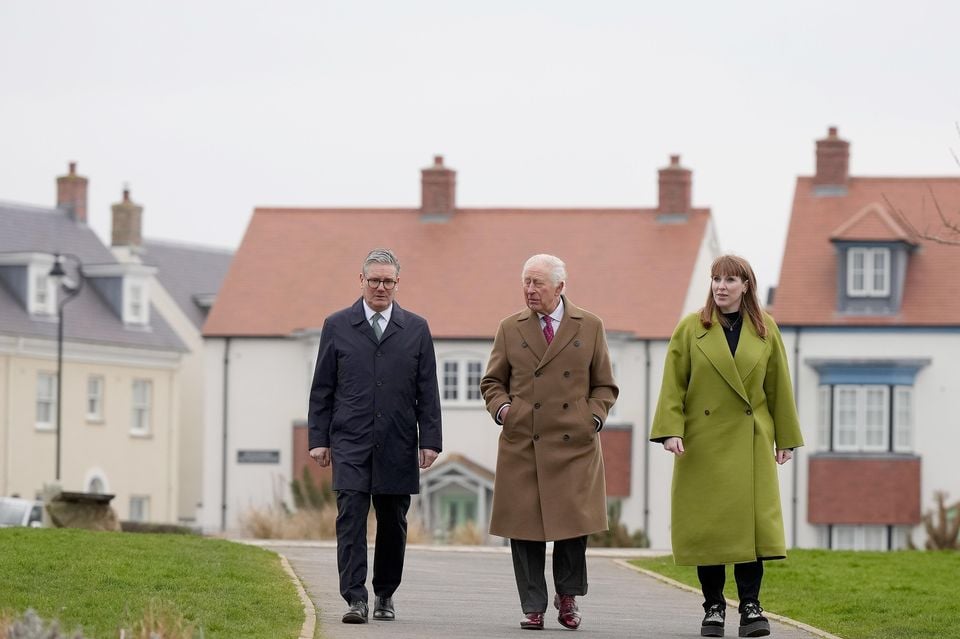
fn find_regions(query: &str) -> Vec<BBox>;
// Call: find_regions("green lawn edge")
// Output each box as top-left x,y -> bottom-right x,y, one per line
631,549 -> 959,639
0,528 -> 304,639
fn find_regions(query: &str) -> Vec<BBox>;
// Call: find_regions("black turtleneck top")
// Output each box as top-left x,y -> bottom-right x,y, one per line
721,310 -> 743,355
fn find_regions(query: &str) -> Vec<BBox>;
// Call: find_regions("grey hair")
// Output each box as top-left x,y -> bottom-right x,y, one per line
522,254 -> 567,286
362,248 -> 401,276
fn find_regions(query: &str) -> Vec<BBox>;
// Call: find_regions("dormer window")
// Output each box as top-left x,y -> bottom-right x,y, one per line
31,270 -> 56,315
125,279 -> 148,325
85,263 -> 155,327
847,247 -> 890,297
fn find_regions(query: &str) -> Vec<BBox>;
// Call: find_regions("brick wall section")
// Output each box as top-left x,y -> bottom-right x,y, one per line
292,422 -> 333,489
807,454 -> 921,524
56,161 -> 88,223
600,426 -> 632,497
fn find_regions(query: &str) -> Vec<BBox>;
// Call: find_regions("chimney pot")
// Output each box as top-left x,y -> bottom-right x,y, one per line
814,125 -> 850,187
421,154 -> 456,216
56,161 -> 89,223
111,186 -> 144,247
658,155 -> 692,213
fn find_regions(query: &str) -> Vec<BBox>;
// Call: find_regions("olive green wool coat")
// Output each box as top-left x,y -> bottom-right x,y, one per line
650,311 -> 804,566
481,297 -> 618,541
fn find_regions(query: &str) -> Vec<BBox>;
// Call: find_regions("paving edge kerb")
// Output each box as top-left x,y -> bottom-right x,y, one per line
278,552 -> 318,639
614,560 -> 844,639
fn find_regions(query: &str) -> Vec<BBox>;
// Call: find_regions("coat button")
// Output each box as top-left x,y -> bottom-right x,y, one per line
533,434 -> 540,441
376,411 -> 382,418
704,409 -> 710,415
534,402 -> 541,409
535,370 -> 542,377
376,380 -> 383,386
563,371 -> 570,377
376,351 -> 383,357
745,408 -> 752,415
521,342 -> 528,348
563,434 -> 570,441
574,340 -> 581,347
563,403 -> 569,409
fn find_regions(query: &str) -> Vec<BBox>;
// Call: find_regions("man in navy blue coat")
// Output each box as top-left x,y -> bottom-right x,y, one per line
308,248 -> 442,624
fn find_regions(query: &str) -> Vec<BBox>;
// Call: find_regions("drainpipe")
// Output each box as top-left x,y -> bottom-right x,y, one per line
791,328 -> 801,547
643,339 -> 651,539
220,337 -> 231,532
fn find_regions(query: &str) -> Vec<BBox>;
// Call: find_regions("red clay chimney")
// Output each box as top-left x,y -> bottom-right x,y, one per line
421,155 -> 456,216
658,155 -> 692,213
111,186 -> 144,247
814,126 -> 850,187
56,161 -> 88,223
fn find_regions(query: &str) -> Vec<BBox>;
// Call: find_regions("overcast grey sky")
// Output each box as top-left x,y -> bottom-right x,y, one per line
2,1 -> 958,296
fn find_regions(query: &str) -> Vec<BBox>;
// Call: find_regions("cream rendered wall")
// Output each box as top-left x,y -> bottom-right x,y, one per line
780,328 -> 960,549
0,350 -> 9,496
0,338 -> 180,521
144,276 -> 206,524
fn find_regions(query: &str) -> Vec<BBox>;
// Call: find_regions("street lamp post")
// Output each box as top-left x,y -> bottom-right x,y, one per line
48,253 -> 83,482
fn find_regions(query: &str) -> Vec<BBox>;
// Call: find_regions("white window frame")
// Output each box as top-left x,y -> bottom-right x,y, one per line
28,265 -> 57,315
123,276 -> 150,325
86,375 -> 104,422
832,524 -> 889,551
35,371 -> 57,430
439,357 -> 485,406
129,495 -> 150,522
892,385 -> 913,453
832,385 -> 889,452
131,379 -> 152,435
847,247 -> 891,297
816,385 -> 831,452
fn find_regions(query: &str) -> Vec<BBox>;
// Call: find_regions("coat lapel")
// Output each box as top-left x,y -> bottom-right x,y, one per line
349,298 -> 394,346
380,303 -> 405,343
734,316 -> 766,384
536,296 -> 582,370
516,308 -> 546,362
695,315 -> 749,403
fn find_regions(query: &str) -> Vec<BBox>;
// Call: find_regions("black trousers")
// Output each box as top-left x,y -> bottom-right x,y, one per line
697,561 -> 764,612
510,536 -> 588,614
335,490 -> 411,605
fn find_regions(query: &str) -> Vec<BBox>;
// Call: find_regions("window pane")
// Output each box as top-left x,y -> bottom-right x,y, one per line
893,386 -> 913,452
131,380 -> 152,433
833,525 -> 856,550
863,525 -> 887,550
442,361 -> 458,401
864,387 -> 888,449
817,386 -> 831,451
834,387 -> 858,449
466,361 -> 482,401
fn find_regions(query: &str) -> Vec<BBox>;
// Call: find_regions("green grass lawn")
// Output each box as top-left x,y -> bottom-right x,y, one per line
633,549 -> 960,639
0,528 -> 304,639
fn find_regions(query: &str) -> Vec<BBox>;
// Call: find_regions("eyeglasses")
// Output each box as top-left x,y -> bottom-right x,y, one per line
365,278 -> 397,290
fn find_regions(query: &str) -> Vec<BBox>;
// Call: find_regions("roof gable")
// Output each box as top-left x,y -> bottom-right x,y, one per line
829,202 -> 914,243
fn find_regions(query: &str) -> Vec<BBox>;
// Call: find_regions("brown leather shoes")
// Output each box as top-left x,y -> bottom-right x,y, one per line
554,594 -> 581,630
520,612 -> 545,630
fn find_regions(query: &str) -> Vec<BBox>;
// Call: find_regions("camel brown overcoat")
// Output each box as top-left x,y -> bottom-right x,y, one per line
481,296 -> 618,541
650,311 -> 804,566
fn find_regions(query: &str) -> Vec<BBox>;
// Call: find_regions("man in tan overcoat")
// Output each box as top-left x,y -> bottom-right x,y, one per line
481,253 -> 618,631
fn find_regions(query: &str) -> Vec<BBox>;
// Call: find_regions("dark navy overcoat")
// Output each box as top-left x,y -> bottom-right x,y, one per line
307,299 -> 442,494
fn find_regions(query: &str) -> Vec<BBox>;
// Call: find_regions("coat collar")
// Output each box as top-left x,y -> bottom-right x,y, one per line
516,295 -> 584,370
350,298 -> 406,345
694,311 -> 766,403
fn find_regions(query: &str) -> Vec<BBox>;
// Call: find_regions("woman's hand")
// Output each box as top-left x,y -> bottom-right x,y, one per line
775,448 -> 793,465
663,437 -> 685,456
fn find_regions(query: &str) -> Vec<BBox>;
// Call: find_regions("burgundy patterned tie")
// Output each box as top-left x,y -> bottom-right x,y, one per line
542,315 -> 554,345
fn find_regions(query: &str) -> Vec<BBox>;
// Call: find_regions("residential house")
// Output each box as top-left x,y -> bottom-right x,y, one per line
773,127 -> 960,550
109,189 -> 233,525
0,164 -> 186,523
201,154 -> 720,544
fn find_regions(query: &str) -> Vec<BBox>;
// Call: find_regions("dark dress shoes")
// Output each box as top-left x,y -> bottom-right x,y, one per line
372,595 -> 395,620
341,600 -> 368,624
554,594 -> 581,630
520,612 -> 544,630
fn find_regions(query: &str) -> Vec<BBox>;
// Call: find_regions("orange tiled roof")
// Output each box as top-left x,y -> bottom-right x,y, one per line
775,176 -> 960,325
203,207 -> 711,339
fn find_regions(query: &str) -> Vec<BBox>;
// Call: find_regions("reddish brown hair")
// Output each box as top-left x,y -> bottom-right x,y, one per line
699,254 -> 767,338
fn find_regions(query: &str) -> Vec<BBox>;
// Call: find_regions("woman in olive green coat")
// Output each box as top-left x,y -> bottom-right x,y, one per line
650,255 -> 803,639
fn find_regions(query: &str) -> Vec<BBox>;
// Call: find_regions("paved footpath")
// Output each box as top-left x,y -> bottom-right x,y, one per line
258,542 -> 828,639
